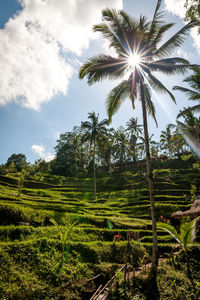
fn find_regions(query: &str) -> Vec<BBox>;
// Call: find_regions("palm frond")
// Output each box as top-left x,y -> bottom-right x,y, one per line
93,22 -> 128,54
150,23 -> 174,49
79,55 -> 127,85
173,86 -> 200,101
149,63 -> 195,76
177,105 -> 200,118
98,119 -> 109,127
157,222 -> 180,243
147,73 -> 176,103
154,20 -> 200,58
148,0 -> 165,42
152,57 -> 190,65
106,80 -> 131,123
180,220 -> 195,250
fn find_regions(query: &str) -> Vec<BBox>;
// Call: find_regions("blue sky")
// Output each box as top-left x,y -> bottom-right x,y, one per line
0,0 -> 199,164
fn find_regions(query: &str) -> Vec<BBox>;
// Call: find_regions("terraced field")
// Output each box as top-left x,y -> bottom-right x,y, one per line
0,167 -> 200,298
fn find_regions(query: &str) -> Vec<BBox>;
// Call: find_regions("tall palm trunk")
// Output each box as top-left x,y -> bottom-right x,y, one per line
140,84 -> 159,298
93,140 -> 96,200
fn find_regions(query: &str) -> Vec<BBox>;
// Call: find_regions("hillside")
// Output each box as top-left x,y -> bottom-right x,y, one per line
0,165 -> 200,299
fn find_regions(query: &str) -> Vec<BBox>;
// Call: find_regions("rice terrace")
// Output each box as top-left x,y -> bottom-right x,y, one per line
0,0 -> 200,299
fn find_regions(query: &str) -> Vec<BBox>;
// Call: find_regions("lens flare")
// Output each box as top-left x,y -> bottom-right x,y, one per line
128,53 -> 141,68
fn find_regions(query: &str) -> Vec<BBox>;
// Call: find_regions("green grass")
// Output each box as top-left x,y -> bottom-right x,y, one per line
0,166 -> 200,298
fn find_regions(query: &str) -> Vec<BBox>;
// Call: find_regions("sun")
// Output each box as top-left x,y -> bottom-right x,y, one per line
128,53 -> 141,68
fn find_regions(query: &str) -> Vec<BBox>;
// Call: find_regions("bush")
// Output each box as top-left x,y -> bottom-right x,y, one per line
0,205 -> 29,225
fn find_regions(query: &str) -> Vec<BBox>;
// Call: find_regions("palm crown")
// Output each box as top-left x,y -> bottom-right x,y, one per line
79,0 -> 198,123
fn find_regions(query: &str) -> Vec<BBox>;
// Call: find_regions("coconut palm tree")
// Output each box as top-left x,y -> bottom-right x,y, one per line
113,127 -> 130,168
126,118 -> 143,162
173,67 -> 200,118
79,0 -> 198,293
81,112 -> 108,199
126,117 -> 143,137
160,125 -> 174,157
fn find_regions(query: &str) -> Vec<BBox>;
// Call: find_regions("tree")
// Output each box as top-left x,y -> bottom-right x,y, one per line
81,112 -> 108,199
113,127 -> 130,168
173,67 -> 200,118
160,125 -> 174,157
126,117 -> 143,138
53,127 -> 87,177
98,128 -> 115,172
185,0 -> 200,30
158,217 -> 199,293
126,118 -> 143,162
6,153 -> 28,172
79,1 -> 198,294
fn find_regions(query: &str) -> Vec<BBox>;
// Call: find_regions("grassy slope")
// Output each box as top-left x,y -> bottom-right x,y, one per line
0,166 -> 200,299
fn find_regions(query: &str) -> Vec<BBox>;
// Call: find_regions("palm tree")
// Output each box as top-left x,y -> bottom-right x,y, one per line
157,218 -> 199,290
126,118 -> 143,162
178,110 -> 200,141
79,0 -> 198,292
160,125 -> 174,157
173,67 -> 200,118
137,134 -> 155,159
81,112 -> 108,199
98,128 -> 115,172
114,127 -> 130,168
126,117 -> 143,137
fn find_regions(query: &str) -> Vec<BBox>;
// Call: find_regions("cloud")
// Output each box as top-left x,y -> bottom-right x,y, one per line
164,0 -> 186,18
164,0 -> 200,54
177,49 -> 189,60
31,145 -> 55,162
0,0 -> 123,110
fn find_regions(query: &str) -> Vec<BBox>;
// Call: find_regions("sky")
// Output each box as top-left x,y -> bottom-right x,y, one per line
0,0 -> 199,164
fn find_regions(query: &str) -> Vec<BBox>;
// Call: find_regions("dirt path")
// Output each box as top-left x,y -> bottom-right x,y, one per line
90,252 -> 179,300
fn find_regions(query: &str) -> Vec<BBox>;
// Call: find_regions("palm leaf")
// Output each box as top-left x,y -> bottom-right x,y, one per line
93,23 -> 127,54
154,20 -> 200,58
149,63 -> 195,76
79,55 -> 127,85
157,222 -> 180,243
177,105 -> 200,118
179,220 -> 196,250
148,0 -> 165,42
150,23 -> 174,49
106,79 -> 131,122
173,86 -> 200,101
147,73 -> 176,103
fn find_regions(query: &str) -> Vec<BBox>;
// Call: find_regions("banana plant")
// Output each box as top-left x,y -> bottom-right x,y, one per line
50,218 -> 79,263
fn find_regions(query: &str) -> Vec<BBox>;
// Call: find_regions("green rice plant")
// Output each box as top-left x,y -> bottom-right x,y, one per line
50,218 -> 79,263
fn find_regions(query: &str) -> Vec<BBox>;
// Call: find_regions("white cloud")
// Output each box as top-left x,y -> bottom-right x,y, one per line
164,0 -> 200,54
164,0 -> 186,18
0,0 -> 123,109
177,48 -> 189,60
31,144 -> 55,162
191,27 -> 200,53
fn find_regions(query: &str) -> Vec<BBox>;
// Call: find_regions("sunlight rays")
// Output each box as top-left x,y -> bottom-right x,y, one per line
128,53 -> 141,68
